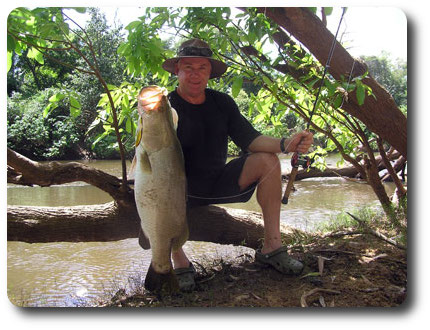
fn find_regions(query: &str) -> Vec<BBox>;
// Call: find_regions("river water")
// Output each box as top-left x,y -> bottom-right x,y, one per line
7,157 -> 394,306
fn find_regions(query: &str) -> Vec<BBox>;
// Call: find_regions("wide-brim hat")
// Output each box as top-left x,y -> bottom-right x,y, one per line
162,39 -> 228,79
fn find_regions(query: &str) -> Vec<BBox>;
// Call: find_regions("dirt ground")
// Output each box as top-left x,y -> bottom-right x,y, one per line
96,230 -> 407,308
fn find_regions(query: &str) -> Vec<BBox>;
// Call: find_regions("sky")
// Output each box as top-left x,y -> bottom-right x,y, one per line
74,6 -> 407,61
326,7 -> 407,60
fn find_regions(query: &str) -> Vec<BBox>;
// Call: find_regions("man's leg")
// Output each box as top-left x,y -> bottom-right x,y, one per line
172,248 -> 190,269
170,153 -> 274,270
171,248 -> 195,292
238,152 -> 282,254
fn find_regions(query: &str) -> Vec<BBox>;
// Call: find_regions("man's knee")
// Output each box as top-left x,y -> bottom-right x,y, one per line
239,153 -> 279,189
244,153 -> 280,181
254,152 -> 280,173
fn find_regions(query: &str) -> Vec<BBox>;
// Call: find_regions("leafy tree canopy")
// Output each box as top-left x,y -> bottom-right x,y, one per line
7,7 -> 407,168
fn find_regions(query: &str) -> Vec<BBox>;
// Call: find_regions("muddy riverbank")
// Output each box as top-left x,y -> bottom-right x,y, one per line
95,224 -> 407,308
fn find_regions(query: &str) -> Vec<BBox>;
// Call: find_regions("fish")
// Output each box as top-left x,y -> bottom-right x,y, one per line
133,85 -> 188,294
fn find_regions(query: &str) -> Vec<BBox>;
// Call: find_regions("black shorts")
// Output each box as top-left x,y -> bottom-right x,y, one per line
186,154 -> 258,207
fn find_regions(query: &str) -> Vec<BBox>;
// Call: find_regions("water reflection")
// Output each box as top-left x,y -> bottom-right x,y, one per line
7,239 -> 252,307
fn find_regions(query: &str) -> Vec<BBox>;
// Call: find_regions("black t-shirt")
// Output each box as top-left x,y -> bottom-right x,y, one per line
168,88 -> 261,181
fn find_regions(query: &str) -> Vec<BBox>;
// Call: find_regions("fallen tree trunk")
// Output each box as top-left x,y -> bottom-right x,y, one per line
7,202 -> 293,249
283,165 -> 362,181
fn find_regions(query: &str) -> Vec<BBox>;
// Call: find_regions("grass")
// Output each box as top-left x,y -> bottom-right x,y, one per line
313,204 -> 407,250
315,207 -> 380,233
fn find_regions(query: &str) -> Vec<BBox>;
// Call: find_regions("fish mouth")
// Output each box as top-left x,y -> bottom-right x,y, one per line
138,86 -> 167,112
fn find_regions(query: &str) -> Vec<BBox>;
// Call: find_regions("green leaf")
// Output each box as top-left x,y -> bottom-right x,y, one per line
27,47 -> 44,65
324,7 -> 333,16
324,79 -> 336,96
356,81 -> 365,105
70,7 -> 86,14
69,95 -> 81,118
49,93 -> 65,103
7,35 -> 16,52
43,103 -> 53,117
333,94 -> 343,108
92,131 -> 109,148
231,77 -> 243,98
125,20 -> 141,31
125,118 -> 134,135
87,117 -> 101,134
43,93 -> 65,117
262,75 -> 272,87
117,43 -> 131,56
97,94 -> 109,107
7,52 -> 12,72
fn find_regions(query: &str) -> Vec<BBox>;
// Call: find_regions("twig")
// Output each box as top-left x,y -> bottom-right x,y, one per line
346,212 -> 406,250
311,248 -> 406,265
322,230 -> 363,238
329,170 -> 366,183
300,288 -> 341,307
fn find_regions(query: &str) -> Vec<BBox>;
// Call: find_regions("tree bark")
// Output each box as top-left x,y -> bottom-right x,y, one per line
363,156 -> 392,210
7,202 -> 139,243
7,202 -> 287,249
257,7 -> 407,158
377,138 -> 407,199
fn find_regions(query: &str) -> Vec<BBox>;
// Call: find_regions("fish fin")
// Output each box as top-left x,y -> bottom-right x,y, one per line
171,107 -> 178,131
135,117 -> 143,147
138,227 -> 151,250
144,262 -> 179,294
139,150 -> 152,173
128,155 -> 137,180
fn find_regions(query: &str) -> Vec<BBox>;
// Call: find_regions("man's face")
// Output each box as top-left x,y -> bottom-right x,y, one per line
175,57 -> 211,98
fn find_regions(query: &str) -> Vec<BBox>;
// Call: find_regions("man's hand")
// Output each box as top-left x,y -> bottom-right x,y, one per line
286,131 -> 313,154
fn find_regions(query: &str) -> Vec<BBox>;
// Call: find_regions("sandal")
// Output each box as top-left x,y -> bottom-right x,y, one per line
174,263 -> 196,292
255,246 -> 304,275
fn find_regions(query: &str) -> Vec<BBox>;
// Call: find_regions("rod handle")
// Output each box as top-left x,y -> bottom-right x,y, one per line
282,167 -> 298,205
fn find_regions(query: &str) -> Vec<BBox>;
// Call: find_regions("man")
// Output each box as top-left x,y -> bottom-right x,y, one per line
161,39 -> 313,290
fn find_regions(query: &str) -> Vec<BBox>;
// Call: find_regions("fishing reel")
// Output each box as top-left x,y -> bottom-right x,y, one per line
291,152 -> 311,169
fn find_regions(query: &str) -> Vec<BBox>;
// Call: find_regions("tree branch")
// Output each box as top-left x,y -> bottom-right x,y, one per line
7,148 -> 133,207
377,138 -> 407,199
347,212 -> 406,250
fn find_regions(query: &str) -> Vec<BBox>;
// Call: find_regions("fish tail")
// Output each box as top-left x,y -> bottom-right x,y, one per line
144,262 -> 179,294
138,227 -> 150,250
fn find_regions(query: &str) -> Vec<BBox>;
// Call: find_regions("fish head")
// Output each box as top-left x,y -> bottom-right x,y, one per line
136,86 -> 176,152
137,86 -> 168,115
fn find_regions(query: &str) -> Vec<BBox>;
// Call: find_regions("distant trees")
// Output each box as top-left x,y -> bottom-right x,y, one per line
7,8 -> 132,160
361,52 -> 407,111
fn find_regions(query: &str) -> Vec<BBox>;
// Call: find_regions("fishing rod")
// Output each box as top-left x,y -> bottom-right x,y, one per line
281,7 -> 346,205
